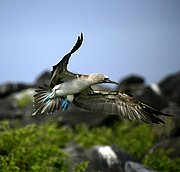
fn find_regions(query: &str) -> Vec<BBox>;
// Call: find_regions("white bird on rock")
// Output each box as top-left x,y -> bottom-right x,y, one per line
32,33 -> 171,124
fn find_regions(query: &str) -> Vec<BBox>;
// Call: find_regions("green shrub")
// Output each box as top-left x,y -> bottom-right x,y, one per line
0,120 -> 179,171
72,161 -> 89,172
16,94 -> 33,108
74,121 -> 156,157
0,121 -> 71,172
143,149 -> 180,172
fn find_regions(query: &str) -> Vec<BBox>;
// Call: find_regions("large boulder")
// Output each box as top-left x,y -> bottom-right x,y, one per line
118,75 -> 167,110
0,97 -> 23,120
158,71 -> 180,105
34,71 -> 51,87
152,104 -> 180,139
135,86 -> 167,110
148,137 -> 180,160
65,144 -> 139,172
118,75 -> 145,94
125,161 -> 158,172
0,83 -> 33,98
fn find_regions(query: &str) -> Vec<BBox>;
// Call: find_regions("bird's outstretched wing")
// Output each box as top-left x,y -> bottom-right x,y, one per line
73,90 -> 171,124
50,33 -> 83,88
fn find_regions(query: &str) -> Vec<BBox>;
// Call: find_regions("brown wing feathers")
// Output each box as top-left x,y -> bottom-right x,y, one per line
50,33 -> 83,87
73,90 -> 171,124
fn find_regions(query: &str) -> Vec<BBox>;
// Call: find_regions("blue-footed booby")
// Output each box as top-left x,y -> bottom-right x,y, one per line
32,33 -> 171,124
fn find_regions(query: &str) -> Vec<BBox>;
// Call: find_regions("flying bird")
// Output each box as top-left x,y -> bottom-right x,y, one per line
32,33 -> 171,124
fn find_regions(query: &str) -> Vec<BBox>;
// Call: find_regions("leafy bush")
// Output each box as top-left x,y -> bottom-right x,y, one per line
15,89 -> 34,108
17,94 -> 33,108
74,121 -> 156,157
0,120 -> 179,171
143,149 -> 180,172
0,121 -> 71,171
72,161 -> 89,172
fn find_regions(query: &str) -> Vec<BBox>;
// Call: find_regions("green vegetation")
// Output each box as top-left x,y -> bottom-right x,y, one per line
143,149 -> 180,172
16,94 -> 33,108
0,120 -> 179,172
74,122 -> 156,157
0,121 -> 71,172
72,161 -> 89,172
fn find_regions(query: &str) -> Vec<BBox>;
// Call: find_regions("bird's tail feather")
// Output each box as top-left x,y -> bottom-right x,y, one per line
32,86 -> 60,116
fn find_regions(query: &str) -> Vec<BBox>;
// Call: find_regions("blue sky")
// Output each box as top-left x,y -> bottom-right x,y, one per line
0,0 -> 180,84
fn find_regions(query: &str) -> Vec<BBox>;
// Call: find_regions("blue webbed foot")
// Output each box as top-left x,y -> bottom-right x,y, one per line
60,98 -> 69,111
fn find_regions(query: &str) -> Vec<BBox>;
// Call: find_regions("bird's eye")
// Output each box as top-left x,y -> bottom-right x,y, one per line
104,77 -> 109,81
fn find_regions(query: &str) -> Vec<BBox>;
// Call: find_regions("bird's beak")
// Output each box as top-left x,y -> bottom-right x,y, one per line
103,78 -> 119,85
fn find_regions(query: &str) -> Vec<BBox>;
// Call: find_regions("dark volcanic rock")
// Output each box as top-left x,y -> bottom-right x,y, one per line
118,75 -> 145,95
163,104 -> 180,137
34,70 -> 51,87
125,161 -> 157,172
118,74 -> 167,110
57,106 -> 120,128
0,97 -> 23,120
148,137 -> 180,159
152,104 -> 180,139
0,88 -> 59,126
158,71 -> 180,105
135,86 -> 167,110
0,83 -> 32,98
65,144 -> 139,172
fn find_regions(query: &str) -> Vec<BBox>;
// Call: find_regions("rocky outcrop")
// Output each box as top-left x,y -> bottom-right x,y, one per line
158,71 -> 180,105
65,144 -> 139,172
148,137 -> 180,159
118,75 -> 167,110
125,161 -> 158,172
0,82 -> 33,97
0,71 -> 180,172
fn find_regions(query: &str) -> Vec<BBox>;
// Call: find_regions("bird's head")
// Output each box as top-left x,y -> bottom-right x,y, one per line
88,74 -> 119,85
